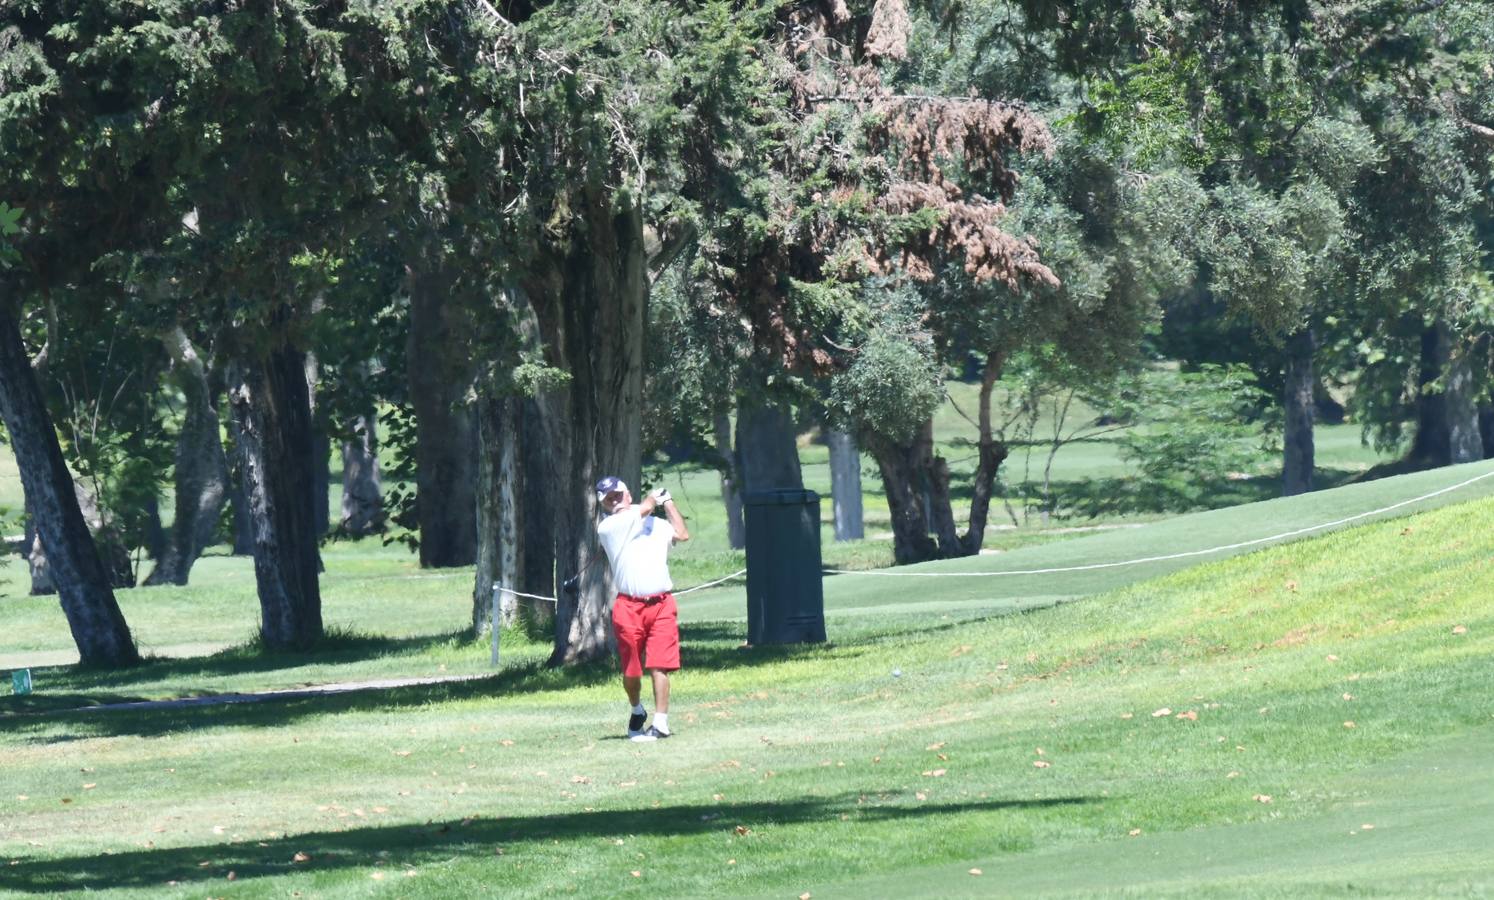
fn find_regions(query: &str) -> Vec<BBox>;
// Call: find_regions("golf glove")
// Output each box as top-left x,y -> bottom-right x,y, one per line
650,488 -> 671,505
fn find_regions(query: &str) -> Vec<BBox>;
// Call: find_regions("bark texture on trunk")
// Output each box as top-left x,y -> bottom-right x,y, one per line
1480,402 -> 1494,461
735,396 -> 803,494
24,495 -> 53,595
827,428 -> 863,541
1410,323 -> 1484,467
1445,346 -> 1483,464
864,353 -> 1008,564
526,188 -> 648,666
518,396 -> 557,629
714,411 -> 745,549
1282,327 -> 1316,496
407,250 -> 478,568
864,424 -> 939,564
474,392 -> 522,634
229,339 -> 323,651
226,409 -> 256,556
0,306 -> 138,666
340,411 -> 383,535
146,328 -> 229,586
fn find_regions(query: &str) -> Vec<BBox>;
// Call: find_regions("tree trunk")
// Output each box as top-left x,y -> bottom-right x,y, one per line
228,341 -> 323,652
407,248 -> 477,568
474,392 -> 522,635
1410,322 -> 1483,466
715,410 -> 746,549
226,412 -> 256,556
24,495 -> 54,595
146,328 -> 229,586
735,395 -> 803,494
1480,402 -> 1494,461
827,428 -> 863,541
960,352 -> 1009,555
1445,344 -> 1483,464
518,396 -> 557,629
340,410 -> 383,535
143,495 -> 167,563
0,306 -> 138,666
865,354 -> 1007,563
864,426 -> 939,564
1282,327 -> 1316,496
527,188 -> 648,666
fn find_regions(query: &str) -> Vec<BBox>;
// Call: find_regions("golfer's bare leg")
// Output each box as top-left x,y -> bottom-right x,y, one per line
650,669 -> 670,714
623,675 -> 643,708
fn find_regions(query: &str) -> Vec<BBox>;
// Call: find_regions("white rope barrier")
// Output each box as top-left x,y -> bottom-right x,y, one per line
490,568 -> 750,608
823,468 -> 1494,578
479,466 -> 1491,661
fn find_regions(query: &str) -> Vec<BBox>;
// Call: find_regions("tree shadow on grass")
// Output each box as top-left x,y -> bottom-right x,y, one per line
0,792 -> 1098,894
1,640 -> 857,741
0,630 -> 479,714
3,615 -> 1010,741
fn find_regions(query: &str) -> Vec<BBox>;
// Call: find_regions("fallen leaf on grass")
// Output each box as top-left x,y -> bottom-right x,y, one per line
1175,711 -> 1198,721
800,893 -> 812,900
370,872 -> 384,881
393,751 -> 411,757
1344,721 -> 1356,729
1326,654 -> 1340,662
1033,761 -> 1051,769
1128,829 -> 1142,837
1227,771 -> 1240,779
926,742 -> 945,751
915,791 -> 927,801
734,826 -> 751,836
1120,713 -> 1134,720
82,784 -> 96,790
1253,794 -> 1272,803
1452,625 -> 1468,635
1152,708 -> 1172,718
921,769 -> 947,777
630,870 -> 642,878
500,740 -> 515,747
1342,694 -> 1354,701
968,868 -> 983,876
292,852 -> 311,863
1361,823 -> 1374,830
571,775 -> 591,784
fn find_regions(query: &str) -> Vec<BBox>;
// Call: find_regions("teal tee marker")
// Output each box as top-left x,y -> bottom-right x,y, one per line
10,669 -> 31,695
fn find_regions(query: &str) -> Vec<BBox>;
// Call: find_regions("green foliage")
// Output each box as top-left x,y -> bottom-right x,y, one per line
1109,364 -> 1276,503
0,202 -> 20,269
829,328 -> 944,443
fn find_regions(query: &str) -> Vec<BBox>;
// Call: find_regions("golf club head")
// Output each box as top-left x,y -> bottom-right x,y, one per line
560,575 -> 581,597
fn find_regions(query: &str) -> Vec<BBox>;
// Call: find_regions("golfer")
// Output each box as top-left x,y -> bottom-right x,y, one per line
594,475 -> 690,741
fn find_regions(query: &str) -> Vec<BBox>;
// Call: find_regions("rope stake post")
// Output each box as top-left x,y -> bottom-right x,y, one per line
490,584 -> 501,667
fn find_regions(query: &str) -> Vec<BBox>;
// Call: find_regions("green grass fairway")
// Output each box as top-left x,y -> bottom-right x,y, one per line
800,723 -> 1494,898
2,464 -> 1492,897
682,459 -> 1494,621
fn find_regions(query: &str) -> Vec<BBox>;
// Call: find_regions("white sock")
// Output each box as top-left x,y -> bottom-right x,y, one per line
654,712 -> 670,734
631,703 -> 646,716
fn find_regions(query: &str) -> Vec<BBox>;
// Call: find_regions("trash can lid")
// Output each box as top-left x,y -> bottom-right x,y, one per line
744,488 -> 820,506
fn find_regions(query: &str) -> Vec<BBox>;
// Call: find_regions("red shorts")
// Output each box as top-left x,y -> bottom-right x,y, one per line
612,593 -> 680,677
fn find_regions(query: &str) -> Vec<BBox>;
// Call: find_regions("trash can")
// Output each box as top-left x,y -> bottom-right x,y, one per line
744,489 -> 827,645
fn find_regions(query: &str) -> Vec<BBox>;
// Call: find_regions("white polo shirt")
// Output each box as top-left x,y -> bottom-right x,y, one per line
597,507 -> 677,597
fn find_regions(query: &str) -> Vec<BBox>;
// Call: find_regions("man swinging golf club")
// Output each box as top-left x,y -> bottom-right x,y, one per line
594,475 -> 690,741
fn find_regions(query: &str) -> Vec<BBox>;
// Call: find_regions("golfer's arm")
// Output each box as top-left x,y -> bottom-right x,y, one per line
664,500 -> 689,542
637,496 -> 658,517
